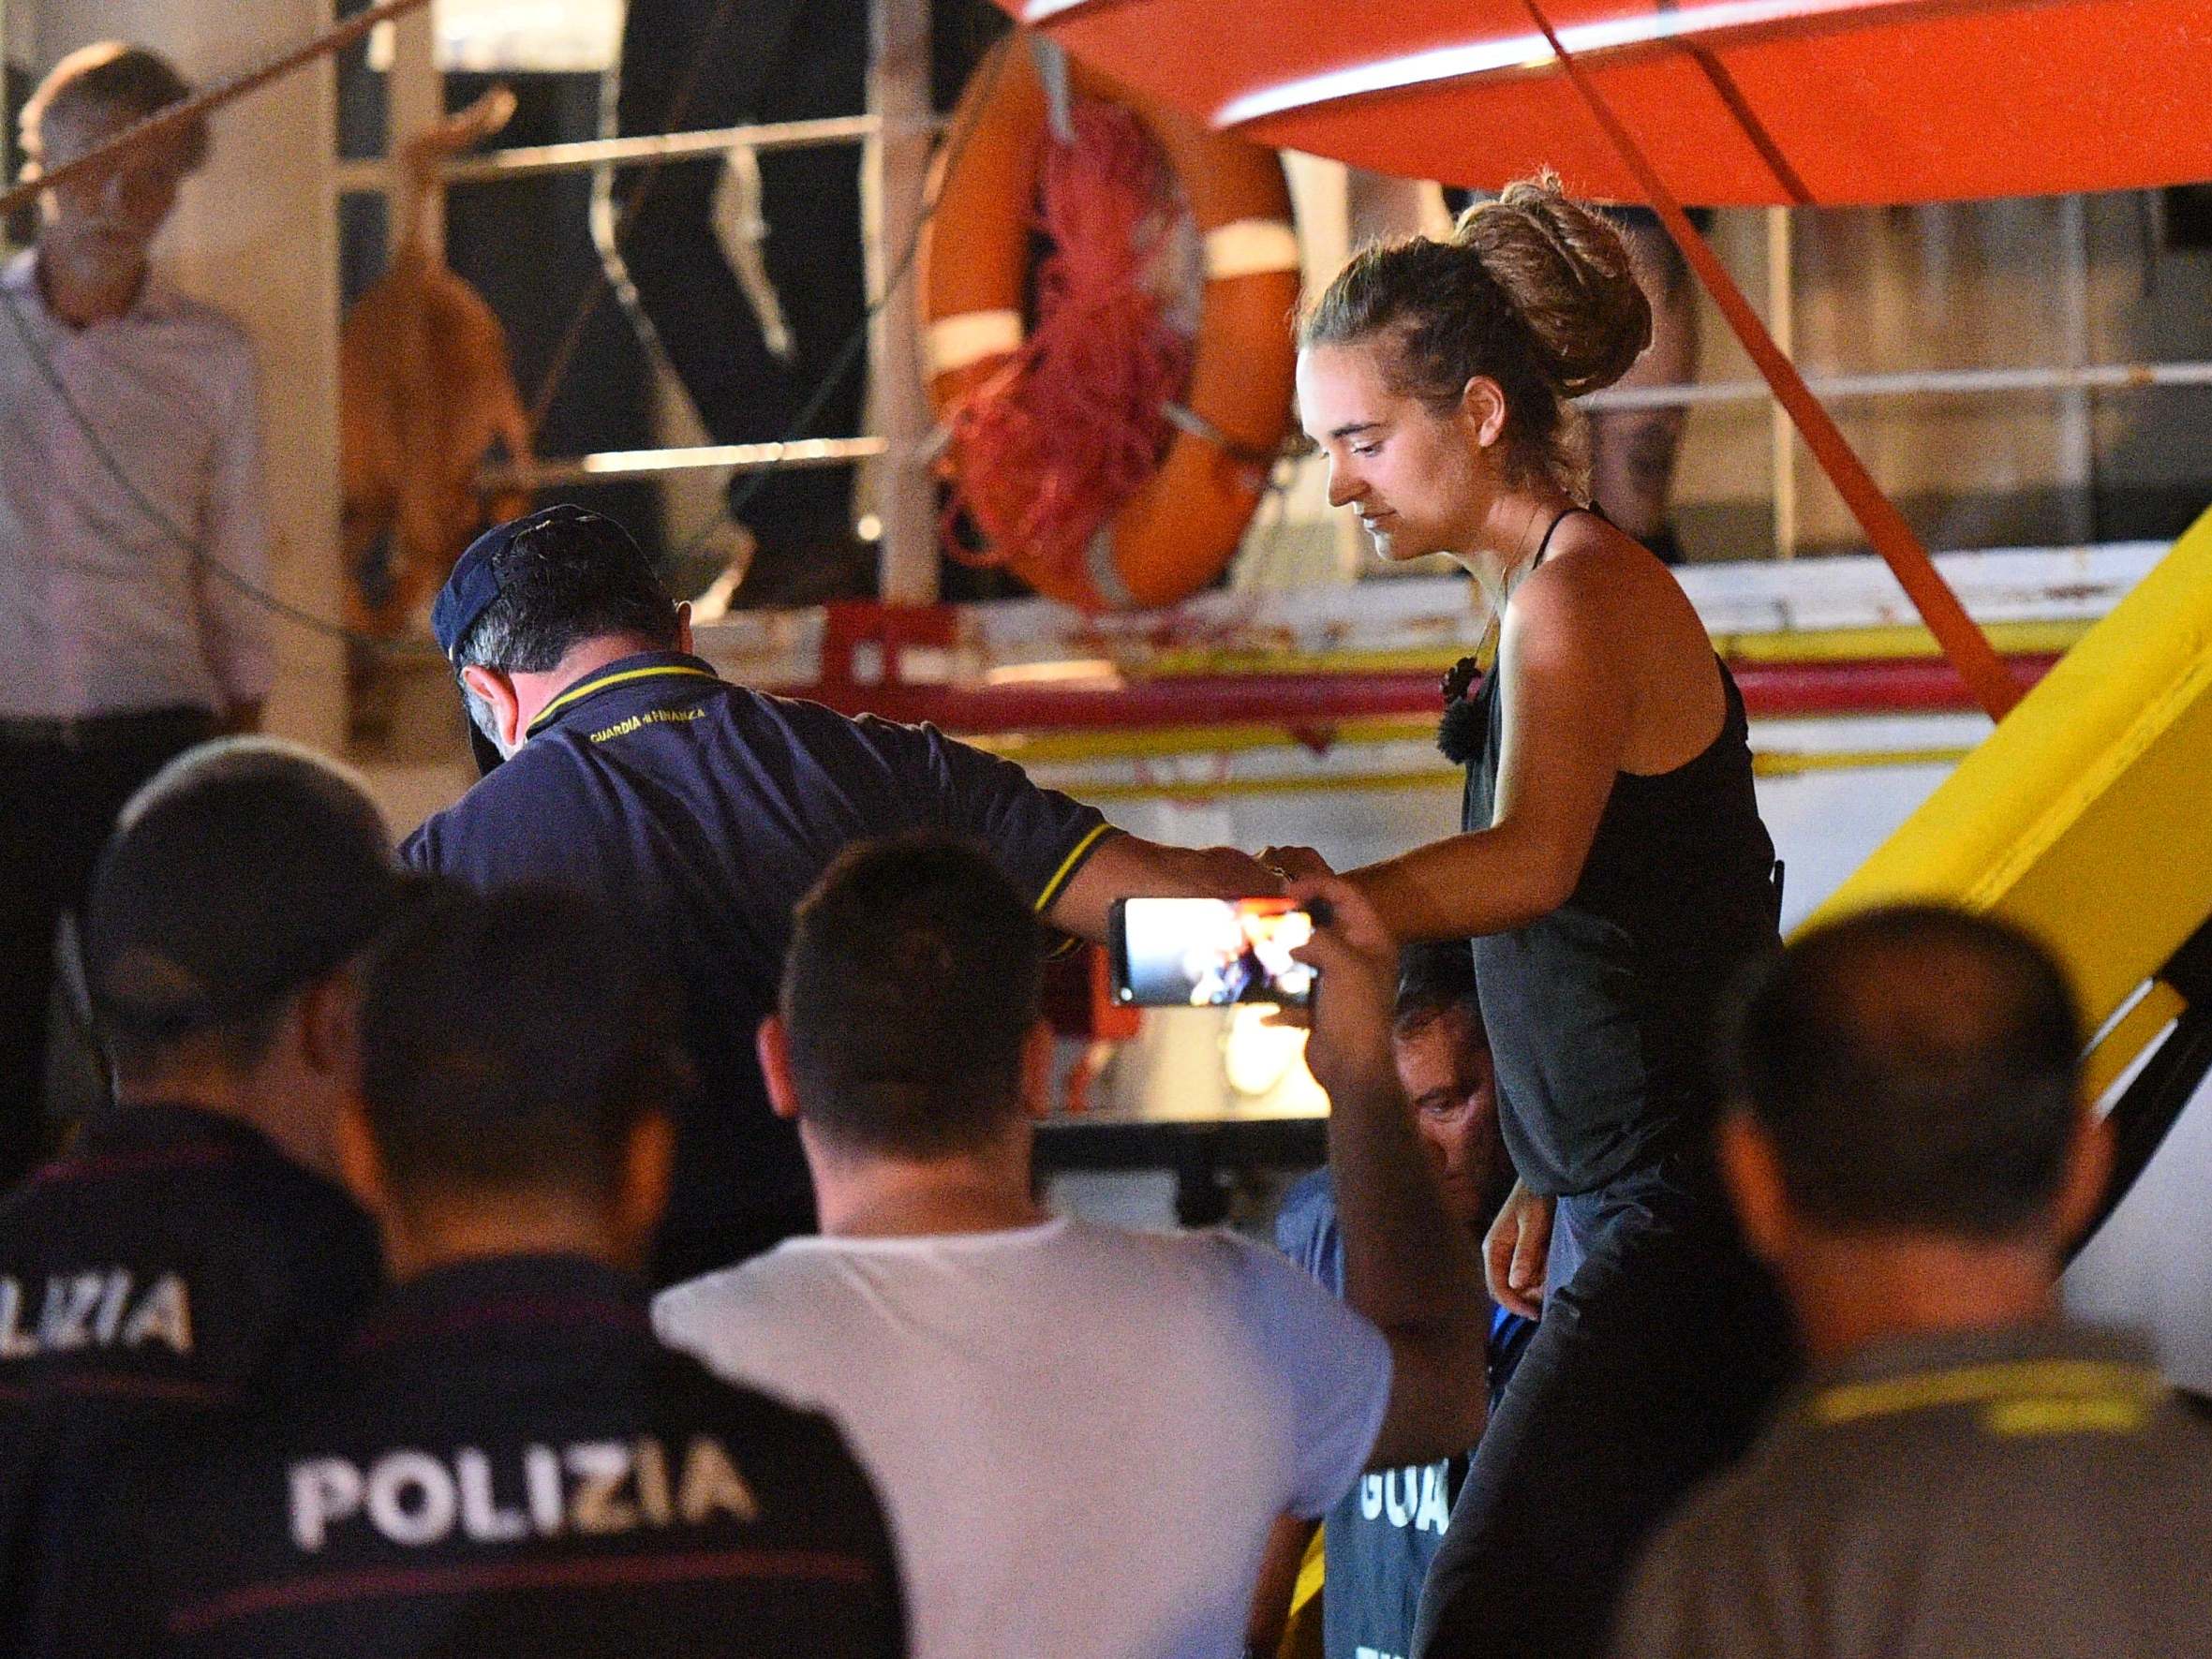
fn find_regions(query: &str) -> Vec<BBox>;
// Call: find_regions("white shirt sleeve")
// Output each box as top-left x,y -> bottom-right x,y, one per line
652,1278 -> 720,1362
195,329 -> 275,708
1224,1237 -> 1394,1518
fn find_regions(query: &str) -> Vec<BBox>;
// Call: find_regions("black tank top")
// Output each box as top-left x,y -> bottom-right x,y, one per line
1462,517 -> 1782,1197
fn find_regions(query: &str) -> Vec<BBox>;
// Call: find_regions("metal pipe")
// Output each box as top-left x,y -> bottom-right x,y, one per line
488,362 -> 2212,486
485,436 -> 885,491
1044,743 -> 1985,804
1586,359 -> 2212,411
334,114 -> 904,193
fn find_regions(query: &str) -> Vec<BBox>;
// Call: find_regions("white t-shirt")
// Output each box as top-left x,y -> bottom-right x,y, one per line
653,1215 -> 1392,1659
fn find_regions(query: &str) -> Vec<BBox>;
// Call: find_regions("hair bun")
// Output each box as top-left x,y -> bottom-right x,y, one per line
1452,173 -> 1653,398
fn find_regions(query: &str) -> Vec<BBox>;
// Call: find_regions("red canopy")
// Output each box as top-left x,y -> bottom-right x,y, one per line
1002,0 -> 2212,205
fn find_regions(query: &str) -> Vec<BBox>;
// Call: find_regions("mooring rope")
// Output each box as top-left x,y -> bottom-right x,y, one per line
0,0 -> 436,220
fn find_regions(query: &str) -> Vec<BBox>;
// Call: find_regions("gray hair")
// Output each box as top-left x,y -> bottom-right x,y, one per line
22,42 -> 208,177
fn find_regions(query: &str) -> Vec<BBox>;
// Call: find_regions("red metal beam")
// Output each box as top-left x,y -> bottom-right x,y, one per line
778,653 -> 2058,735
1517,0 -> 2026,722
1731,654 -> 2056,718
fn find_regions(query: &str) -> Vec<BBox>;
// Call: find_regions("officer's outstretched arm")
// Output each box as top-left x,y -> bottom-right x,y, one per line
1044,831 -> 1284,943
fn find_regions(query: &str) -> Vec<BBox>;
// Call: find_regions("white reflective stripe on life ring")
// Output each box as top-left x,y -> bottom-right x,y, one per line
926,309 -> 1025,378
1085,522 -> 1137,611
1202,219 -> 1301,282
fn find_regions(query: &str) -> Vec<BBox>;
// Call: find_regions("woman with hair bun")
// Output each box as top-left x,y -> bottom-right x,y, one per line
1277,178 -> 1796,1659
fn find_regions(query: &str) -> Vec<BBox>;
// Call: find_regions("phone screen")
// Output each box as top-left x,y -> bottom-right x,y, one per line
1109,896 -> 1317,1008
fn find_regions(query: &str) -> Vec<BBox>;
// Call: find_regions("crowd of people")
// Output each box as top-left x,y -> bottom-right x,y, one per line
4,36 -> 2211,1659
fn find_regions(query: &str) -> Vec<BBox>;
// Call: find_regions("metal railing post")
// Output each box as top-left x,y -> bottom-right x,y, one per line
1767,206 -> 1798,559
868,0 -> 939,606
2056,193 -> 2095,545
383,2 -> 442,255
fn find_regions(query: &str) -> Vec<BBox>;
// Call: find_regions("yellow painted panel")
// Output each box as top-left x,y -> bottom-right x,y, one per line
1807,506 -> 2212,1040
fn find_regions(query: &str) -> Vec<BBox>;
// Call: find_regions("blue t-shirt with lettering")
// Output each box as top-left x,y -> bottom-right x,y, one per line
1275,1169 -> 1535,1659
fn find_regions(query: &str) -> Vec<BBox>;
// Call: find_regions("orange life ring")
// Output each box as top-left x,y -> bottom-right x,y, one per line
920,38 -> 1299,612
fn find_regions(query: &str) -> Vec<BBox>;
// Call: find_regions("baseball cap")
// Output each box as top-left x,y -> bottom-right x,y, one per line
83,738 -> 414,1044
430,503 -> 653,661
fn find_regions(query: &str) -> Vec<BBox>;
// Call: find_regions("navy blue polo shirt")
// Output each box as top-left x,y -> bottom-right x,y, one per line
1275,1169 -> 1535,1659
40,1253 -> 906,1659
1,1104 -> 383,1653
401,652 -> 1113,1278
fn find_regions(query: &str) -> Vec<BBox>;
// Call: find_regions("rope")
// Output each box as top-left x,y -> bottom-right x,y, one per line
0,0 -> 449,661
0,0 -> 977,647
0,276 -> 438,659
667,32 -> 1016,565
0,0 -> 433,221
1514,0 -> 2024,721
0,0 -> 861,655
940,94 -> 1192,581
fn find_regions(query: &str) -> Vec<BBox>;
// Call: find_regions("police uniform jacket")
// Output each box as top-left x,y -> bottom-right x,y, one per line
0,1104 -> 382,1647
49,1252 -> 907,1657
401,651 -> 1112,1277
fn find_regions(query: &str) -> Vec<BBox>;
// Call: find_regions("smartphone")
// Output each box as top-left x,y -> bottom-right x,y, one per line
1108,896 -> 1318,1008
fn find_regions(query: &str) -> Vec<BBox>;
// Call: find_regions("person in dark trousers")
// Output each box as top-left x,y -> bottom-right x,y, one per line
0,44 -> 273,1183
1247,942 -> 1536,1659
405,503 -> 1272,1284
0,739 -> 401,1652
1280,176 -> 1796,1659
1611,904 -> 2212,1659
606,0 -> 1006,606
42,882 -> 908,1659
610,0 -> 868,607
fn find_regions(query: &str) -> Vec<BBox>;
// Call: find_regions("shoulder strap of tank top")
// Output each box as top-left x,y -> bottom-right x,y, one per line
1529,505 -> 1596,570
1475,507 -> 1602,672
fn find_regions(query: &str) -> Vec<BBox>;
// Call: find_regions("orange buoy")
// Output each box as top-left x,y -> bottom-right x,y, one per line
920,38 -> 1299,611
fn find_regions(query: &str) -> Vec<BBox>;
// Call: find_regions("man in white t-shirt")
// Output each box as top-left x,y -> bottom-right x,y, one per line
654,834 -> 1493,1659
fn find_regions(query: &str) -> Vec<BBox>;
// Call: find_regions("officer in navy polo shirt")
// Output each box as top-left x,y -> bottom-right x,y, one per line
1250,943 -> 1536,1659
2,740 -> 402,1652
45,883 -> 907,1658
404,505 -> 1272,1284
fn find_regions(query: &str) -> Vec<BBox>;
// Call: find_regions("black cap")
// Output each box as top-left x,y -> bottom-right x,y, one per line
83,738 -> 411,1044
431,504 -> 652,661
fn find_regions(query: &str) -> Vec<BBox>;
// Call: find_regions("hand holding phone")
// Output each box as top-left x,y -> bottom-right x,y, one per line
1108,896 -> 1319,1008
1285,875 -> 1401,1107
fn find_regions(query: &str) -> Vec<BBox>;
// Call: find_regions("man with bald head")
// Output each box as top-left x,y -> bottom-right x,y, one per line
1610,904 -> 2212,1659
